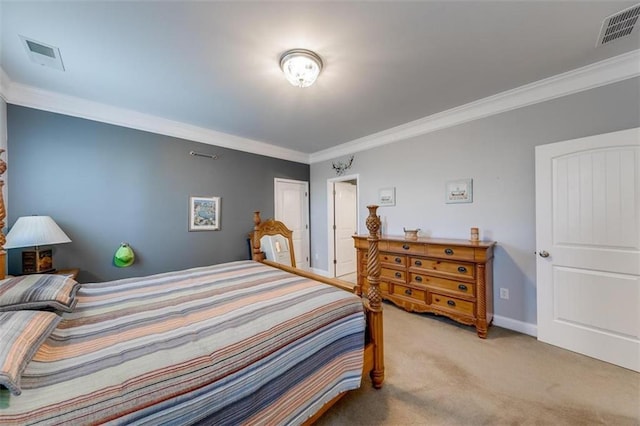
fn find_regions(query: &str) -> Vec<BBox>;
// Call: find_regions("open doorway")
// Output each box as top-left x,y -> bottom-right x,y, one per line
327,175 -> 359,280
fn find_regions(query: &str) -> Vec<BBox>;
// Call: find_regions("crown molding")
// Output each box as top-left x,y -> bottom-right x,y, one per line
2,49 -> 638,166
0,72 -> 310,164
0,68 -> 10,103
310,49 -> 640,163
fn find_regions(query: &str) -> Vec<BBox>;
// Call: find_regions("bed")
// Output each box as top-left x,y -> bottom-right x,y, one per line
0,195 -> 384,424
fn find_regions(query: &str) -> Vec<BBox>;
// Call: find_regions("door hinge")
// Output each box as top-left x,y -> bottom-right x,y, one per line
333,259 -> 337,264
305,224 -> 308,229
333,224 -> 336,230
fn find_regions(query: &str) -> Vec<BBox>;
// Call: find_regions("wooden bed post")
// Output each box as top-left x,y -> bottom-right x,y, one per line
0,149 -> 6,280
252,211 -> 265,262
366,205 -> 384,389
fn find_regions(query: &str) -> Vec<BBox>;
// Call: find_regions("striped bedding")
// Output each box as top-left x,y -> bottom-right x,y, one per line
0,260 -> 365,425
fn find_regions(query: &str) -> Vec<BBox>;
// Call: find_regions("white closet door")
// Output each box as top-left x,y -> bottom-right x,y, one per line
536,128 -> 639,371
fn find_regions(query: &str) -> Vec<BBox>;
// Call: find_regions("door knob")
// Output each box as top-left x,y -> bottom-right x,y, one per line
538,251 -> 550,258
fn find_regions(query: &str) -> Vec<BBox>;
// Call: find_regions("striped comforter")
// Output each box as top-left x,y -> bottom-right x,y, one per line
0,261 -> 365,425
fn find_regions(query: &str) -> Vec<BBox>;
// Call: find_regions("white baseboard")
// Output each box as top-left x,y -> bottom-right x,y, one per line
493,315 -> 537,337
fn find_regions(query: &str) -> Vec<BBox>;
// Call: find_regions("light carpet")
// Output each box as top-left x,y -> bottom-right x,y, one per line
316,303 -> 640,425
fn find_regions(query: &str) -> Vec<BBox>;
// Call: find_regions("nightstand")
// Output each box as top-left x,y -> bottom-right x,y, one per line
54,268 -> 80,280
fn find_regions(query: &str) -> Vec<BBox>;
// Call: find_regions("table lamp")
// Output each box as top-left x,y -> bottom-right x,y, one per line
4,215 -> 72,274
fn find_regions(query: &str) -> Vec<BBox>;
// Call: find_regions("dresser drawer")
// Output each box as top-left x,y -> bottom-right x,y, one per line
360,253 -> 369,272
410,273 -> 475,297
426,244 -> 476,261
410,258 -> 475,279
387,241 -> 426,256
381,267 -> 406,282
391,283 -> 426,303
380,253 -> 406,267
429,292 -> 475,316
354,237 -> 369,250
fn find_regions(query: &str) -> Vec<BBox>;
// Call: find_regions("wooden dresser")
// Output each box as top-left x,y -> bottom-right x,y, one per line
354,235 -> 496,338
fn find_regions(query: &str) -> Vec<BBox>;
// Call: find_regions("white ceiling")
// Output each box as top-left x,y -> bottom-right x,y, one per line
1,1 -> 639,161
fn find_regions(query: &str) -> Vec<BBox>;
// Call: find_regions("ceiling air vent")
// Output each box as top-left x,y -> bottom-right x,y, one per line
19,36 -> 65,71
596,3 -> 640,46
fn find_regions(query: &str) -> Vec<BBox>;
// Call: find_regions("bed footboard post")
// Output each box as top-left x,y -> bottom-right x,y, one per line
252,211 -> 265,262
366,205 -> 384,389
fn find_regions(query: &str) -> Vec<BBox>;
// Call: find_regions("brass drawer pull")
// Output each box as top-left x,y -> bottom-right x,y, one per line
458,284 -> 468,291
415,276 -> 423,282
457,266 -> 467,273
444,248 -> 454,255
395,272 -> 402,278
414,260 -> 422,266
405,288 -> 413,296
447,300 -> 456,307
402,244 -> 410,250
395,257 -> 402,263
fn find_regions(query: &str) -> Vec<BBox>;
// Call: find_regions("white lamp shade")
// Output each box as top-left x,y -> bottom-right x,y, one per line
4,216 -> 72,249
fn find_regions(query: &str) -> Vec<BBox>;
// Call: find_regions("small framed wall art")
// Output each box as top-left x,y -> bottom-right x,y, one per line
445,179 -> 473,204
378,187 -> 396,206
189,196 -> 220,231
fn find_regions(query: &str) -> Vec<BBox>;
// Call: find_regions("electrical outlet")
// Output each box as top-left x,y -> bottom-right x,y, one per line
500,288 -> 509,300
314,253 -> 319,260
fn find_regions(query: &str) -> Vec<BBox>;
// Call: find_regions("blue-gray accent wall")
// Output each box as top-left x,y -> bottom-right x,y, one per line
7,106 -> 309,283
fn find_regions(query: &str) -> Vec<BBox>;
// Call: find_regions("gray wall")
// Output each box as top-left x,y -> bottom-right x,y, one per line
310,77 -> 640,329
7,106 -> 309,283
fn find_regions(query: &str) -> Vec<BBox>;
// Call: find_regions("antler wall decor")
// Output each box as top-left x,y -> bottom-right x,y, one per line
332,155 -> 354,176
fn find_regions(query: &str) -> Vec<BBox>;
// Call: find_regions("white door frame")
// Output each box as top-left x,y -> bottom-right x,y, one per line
274,178 -> 310,269
327,174 -> 359,278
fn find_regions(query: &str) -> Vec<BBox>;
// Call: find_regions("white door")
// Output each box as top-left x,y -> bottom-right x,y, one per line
274,178 -> 310,270
334,181 -> 357,277
535,127 -> 640,372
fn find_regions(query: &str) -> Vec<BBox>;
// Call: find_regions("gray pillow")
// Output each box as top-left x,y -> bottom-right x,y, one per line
0,274 -> 81,312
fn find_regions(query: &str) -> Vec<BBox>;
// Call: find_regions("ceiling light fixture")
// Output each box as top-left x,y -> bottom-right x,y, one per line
280,49 -> 323,88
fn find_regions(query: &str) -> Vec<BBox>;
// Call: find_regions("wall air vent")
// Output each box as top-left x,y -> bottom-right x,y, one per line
19,36 -> 65,71
596,3 -> 640,46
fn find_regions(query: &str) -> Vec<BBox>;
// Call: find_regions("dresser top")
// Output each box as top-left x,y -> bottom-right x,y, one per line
353,234 -> 496,249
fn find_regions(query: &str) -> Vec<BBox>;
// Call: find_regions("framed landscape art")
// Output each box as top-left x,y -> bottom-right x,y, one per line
445,179 -> 473,204
378,187 -> 396,206
189,196 -> 220,231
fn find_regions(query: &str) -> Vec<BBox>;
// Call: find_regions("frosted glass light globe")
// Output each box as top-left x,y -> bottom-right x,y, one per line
280,49 -> 323,88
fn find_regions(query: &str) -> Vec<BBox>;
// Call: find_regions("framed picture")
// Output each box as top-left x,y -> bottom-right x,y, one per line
189,196 -> 220,231
378,187 -> 396,206
445,179 -> 473,204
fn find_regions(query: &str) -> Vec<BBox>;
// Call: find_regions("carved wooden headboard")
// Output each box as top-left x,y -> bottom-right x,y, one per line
251,211 -> 296,268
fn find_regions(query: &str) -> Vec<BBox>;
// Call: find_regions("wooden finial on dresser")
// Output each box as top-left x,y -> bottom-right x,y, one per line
365,204 -> 384,388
